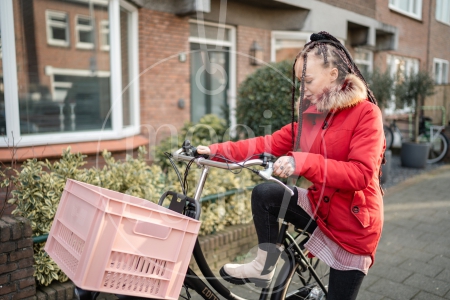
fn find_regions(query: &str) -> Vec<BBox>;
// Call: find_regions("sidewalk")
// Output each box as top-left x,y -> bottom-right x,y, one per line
358,164 -> 450,300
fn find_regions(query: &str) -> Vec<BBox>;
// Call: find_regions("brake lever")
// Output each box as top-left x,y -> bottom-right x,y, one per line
258,162 -> 294,196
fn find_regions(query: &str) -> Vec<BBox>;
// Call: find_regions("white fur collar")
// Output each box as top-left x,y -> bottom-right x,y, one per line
312,74 -> 368,112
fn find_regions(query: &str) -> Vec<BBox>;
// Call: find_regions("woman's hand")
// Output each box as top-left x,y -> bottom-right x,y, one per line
196,145 -> 211,156
273,156 -> 296,178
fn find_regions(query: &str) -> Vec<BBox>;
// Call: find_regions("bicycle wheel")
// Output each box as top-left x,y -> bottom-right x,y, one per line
273,247 -> 329,300
383,125 -> 394,150
418,132 -> 449,164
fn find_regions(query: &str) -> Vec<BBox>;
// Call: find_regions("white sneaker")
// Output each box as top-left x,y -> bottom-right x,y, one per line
219,248 -> 277,288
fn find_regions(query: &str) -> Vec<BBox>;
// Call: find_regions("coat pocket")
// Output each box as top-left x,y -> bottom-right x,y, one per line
308,185 -> 336,222
351,191 -> 370,228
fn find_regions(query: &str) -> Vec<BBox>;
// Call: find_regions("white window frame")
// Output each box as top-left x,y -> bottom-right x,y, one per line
75,15 -> 94,49
188,19 -> 237,133
99,20 -> 110,51
46,10 -> 70,47
433,58 -> 449,84
45,66 -> 111,102
270,31 -> 345,63
387,54 -> 419,80
270,31 -> 312,63
436,0 -> 450,25
0,0 -> 140,147
354,48 -> 373,74
385,54 -> 420,114
389,0 -> 422,20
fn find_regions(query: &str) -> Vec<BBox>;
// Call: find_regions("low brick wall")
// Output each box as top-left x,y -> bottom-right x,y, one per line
0,216 -> 36,300
190,223 -> 258,272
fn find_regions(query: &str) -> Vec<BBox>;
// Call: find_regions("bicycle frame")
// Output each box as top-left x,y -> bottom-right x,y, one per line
424,125 -> 445,143
170,150 -> 328,300
182,221 -> 328,300
74,148 -> 329,300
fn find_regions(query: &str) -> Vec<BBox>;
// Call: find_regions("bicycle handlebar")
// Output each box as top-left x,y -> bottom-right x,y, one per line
172,148 -> 294,197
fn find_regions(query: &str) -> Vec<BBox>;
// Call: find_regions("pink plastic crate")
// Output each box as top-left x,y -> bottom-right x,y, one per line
45,179 -> 201,300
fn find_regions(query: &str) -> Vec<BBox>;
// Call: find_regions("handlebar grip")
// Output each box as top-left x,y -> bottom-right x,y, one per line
192,147 -> 209,159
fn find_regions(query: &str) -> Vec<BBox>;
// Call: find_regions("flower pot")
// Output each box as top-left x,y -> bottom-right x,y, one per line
400,142 -> 430,168
380,150 -> 391,184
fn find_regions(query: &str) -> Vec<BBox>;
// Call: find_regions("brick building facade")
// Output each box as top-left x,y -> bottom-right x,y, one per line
0,0 -> 449,207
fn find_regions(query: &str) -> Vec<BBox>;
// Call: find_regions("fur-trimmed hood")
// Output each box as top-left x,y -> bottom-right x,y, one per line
312,73 -> 368,112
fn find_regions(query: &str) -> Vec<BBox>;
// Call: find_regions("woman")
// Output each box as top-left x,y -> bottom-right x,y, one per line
197,31 -> 385,300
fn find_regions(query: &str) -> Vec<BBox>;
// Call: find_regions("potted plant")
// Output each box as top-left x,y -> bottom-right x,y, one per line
394,71 -> 435,168
366,68 -> 394,183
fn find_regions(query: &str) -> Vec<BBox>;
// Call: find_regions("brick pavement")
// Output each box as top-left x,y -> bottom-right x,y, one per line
357,164 -> 450,300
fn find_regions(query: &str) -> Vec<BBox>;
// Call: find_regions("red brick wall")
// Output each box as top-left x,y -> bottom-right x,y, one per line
236,25 -> 271,86
375,0 -> 430,71
318,0 -> 376,18
428,0 -> 450,74
138,9 -> 191,146
0,216 -> 36,300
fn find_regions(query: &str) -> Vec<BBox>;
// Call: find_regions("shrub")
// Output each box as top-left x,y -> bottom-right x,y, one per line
365,68 -> 395,109
394,71 -> 435,142
166,164 -> 256,235
154,114 -> 229,171
236,60 -> 297,138
154,114 -> 260,233
6,144 -> 258,286
7,147 -> 166,286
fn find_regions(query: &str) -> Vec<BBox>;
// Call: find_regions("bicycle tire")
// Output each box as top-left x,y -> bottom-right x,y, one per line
418,132 -> 449,164
286,258 -> 329,299
272,248 -> 329,300
383,125 -> 394,150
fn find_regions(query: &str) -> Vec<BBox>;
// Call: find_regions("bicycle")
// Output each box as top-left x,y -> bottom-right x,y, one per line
417,117 -> 449,164
383,119 -> 404,150
74,140 -> 329,300
384,116 -> 448,163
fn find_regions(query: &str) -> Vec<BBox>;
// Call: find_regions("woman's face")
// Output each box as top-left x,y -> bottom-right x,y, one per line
294,54 -> 339,105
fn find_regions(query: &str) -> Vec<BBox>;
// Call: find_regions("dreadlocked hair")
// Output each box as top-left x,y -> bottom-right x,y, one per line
290,31 -> 378,151
290,31 -> 385,195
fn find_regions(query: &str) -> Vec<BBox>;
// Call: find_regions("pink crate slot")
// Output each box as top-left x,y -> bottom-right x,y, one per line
45,179 -> 201,300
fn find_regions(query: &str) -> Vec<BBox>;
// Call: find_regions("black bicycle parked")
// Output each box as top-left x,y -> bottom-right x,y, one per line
75,141 -> 329,300
383,116 -> 449,164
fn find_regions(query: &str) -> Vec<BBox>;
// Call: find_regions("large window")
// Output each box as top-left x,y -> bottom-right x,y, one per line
189,21 -> 236,128
0,0 -> 139,147
436,0 -> 450,25
434,58 -> 449,84
389,0 -> 422,20
385,54 -> 420,114
387,54 -> 419,82
46,10 -> 70,47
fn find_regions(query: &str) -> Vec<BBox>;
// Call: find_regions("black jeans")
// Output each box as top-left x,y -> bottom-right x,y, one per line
251,182 -> 365,300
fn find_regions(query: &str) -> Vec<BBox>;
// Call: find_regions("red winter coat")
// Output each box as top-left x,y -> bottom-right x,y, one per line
209,74 -> 385,264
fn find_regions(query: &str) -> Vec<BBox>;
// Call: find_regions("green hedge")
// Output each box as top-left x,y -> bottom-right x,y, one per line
236,60 -> 297,138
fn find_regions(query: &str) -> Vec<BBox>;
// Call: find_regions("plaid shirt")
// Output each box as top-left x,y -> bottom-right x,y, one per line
297,188 -> 372,275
